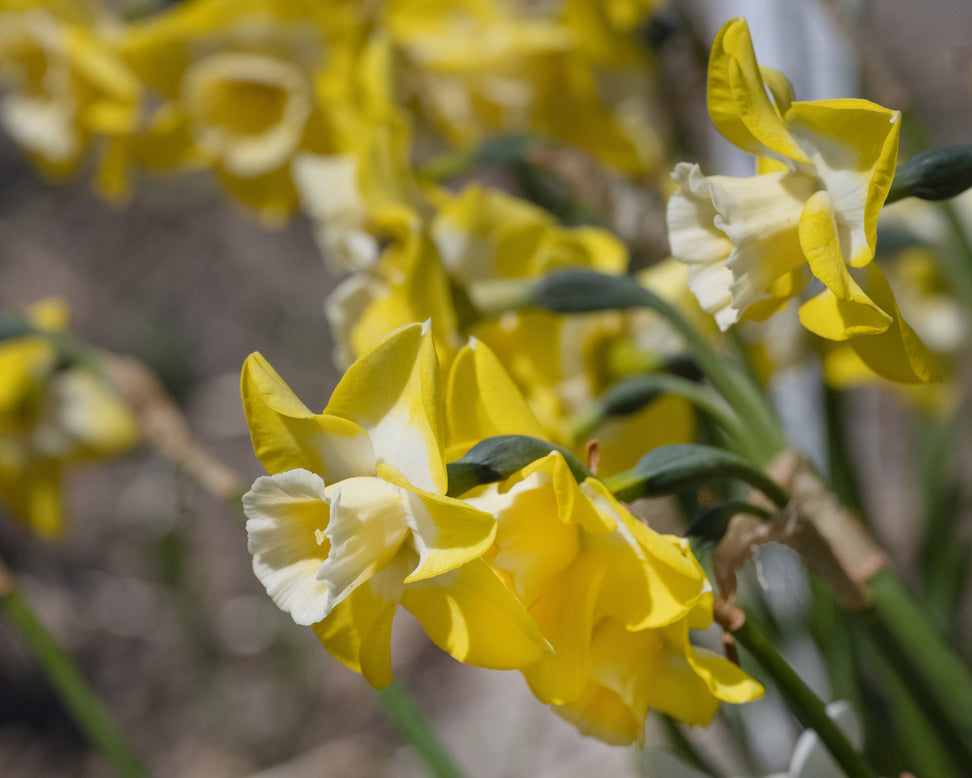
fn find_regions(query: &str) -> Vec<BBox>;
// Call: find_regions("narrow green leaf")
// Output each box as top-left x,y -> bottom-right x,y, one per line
446,435 -> 593,497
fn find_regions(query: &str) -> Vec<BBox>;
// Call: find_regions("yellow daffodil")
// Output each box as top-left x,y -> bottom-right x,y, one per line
241,321 -> 549,687
461,452 -> 763,744
0,0 -> 141,200
443,343 -> 761,742
120,0 -> 400,225
666,18 -> 939,382
385,0 -> 659,175
325,184 -> 628,368
0,299 -> 139,536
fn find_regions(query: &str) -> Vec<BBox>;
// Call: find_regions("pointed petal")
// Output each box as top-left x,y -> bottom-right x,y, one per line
463,459 -> 585,605
242,352 -> 376,480
554,618 -> 667,746
581,480 -> 706,629
848,265 -> 942,383
400,558 -> 550,670
707,19 -> 807,164
313,575 -> 400,689
786,99 -> 900,268
325,323 -> 448,494
445,337 -> 545,461
521,554 -> 605,704
798,191 -> 891,340
244,469 -> 332,626
378,463 -> 496,583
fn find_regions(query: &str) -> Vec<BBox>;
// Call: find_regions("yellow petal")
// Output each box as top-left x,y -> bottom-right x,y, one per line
463,456 -> 592,605
313,578 -> 399,689
847,265 -> 942,383
444,337 -> 545,460
582,480 -> 705,629
785,99 -> 899,268
685,645 -> 766,704
706,19 -> 807,164
798,191 -> 891,340
377,463 -> 497,583
241,352 -> 377,480
554,618 -> 668,746
586,394 -> 696,479
521,554 -> 606,705
24,463 -> 65,539
400,558 -> 550,670
325,322 -> 448,494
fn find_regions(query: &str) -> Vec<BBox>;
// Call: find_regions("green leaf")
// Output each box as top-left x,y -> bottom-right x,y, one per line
446,435 -> 593,497
602,444 -> 790,507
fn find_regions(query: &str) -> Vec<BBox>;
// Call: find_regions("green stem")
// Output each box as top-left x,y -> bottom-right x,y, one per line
854,625 -> 958,778
639,294 -> 787,464
860,568 -> 972,766
0,566 -> 149,778
733,618 -> 879,778
572,372 -> 762,462
377,681 -> 464,778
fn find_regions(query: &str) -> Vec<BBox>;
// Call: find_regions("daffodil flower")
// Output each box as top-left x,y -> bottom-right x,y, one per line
666,18 -> 938,382
385,0 -> 659,175
0,3 -> 141,200
0,300 -> 139,537
443,345 -> 760,743
460,452 -> 763,744
120,0 -> 402,225
241,322 -> 548,687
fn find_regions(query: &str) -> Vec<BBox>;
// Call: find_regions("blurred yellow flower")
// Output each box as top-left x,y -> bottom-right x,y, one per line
385,0 -> 661,175
241,321 -> 548,687
666,18 -> 939,382
120,0 -> 402,224
0,0 -> 141,199
0,299 -> 139,537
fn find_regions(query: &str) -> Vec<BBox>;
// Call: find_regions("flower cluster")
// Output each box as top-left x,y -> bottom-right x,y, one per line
0,0 -> 664,221
242,322 -> 763,744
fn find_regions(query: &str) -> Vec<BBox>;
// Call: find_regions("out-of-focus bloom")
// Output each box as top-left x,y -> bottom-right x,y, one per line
471,259 -> 699,476
385,0 -> 661,176
120,0 -> 403,225
0,0 -> 141,199
461,451 -> 764,744
241,321 -> 549,687
643,700 -> 863,778
0,299 -> 139,537
325,183 -> 628,368
666,18 -> 938,383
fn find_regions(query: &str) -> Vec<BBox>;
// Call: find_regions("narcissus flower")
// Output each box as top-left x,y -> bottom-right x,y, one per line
666,18 -> 939,382
241,322 -> 549,687
0,299 -> 139,536
120,0 -> 402,224
461,452 -> 763,744
385,0 -> 659,176
0,1 -> 141,199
